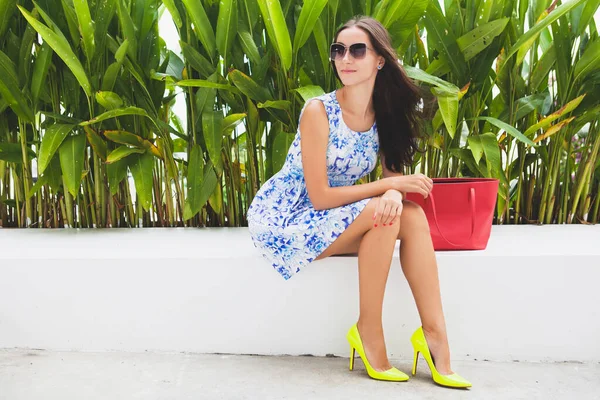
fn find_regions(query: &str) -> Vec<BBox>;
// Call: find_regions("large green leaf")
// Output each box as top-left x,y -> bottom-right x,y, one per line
293,85 -> 325,102
456,18 -> 509,61
19,12 -> 37,88
162,0 -> 182,28
0,50 -> 34,122
222,113 -> 247,135
180,41 -> 216,78
499,0 -> 588,70
467,132 -> 503,178
449,148 -> 485,177
0,0 -> 17,38
523,95 -> 586,136
94,0 -> 117,55
293,0 -> 328,58
31,41 -> 53,104
471,116 -> 537,146
79,107 -> 151,126
129,152 -> 154,211
377,0 -> 428,28
116,0 -> 137,60
431,87 -> 458,138
257,100 -> 291,111
18,5 -> 92,97
530,43 -> 556,90
60,0 -> 81,46
403,65 -> 459,94
103,130 -> 161,158
574,0 -> 600,36
313,17 -> 328,72
59,134 -> 87,197
257,0 -> 292,71
38,124 -> 76,174
182,0 -> 216,60
72,0 -> 95,61
176,79 -> 241,95
378,0 -> 429,46
272,130 -> 294,172
101,40 -> 128,91
422,2 -> 467,81
95,91 -> 124,110
216,0 -> 237,64
573,39 -> 600,84
228,69 -> 272,102
28,173 -> 49,200
183,144 -> 205,220
84,126 -> 107,161
467,133 -> 484,165
203,110 -> 224,176
237,30 -> 261,65
106,146 -> 145,164
106,157 -> 129,195
183,163 -> 218,220
193,74 -> 218,127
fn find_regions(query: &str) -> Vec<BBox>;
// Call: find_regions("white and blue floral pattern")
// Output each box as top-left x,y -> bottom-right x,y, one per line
247,90 -> 380,280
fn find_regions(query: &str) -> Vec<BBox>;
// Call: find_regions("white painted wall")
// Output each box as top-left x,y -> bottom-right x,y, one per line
1,225 -> 599,362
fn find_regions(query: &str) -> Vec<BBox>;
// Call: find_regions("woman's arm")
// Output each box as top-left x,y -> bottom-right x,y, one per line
300,100 -> 393,211
380,153 -> 406,200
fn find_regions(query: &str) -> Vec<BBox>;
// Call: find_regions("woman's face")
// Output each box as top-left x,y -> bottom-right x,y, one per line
332,27 -> 384,86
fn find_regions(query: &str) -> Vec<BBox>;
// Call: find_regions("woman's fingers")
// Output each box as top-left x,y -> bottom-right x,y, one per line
389,205 -> 402,226
373,199 -> 403,227
380,202 -> 391,226
374,200 -> 388,227
373,198 -> 383,227
383,204 -> 397,225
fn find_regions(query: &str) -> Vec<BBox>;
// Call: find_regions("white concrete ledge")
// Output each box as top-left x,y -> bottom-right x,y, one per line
1,225 -> 599,363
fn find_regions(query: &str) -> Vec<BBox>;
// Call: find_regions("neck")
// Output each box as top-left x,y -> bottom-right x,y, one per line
337,83 -> 374,119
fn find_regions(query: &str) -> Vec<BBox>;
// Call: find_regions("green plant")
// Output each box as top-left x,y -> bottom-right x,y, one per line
0,0 -> 598,228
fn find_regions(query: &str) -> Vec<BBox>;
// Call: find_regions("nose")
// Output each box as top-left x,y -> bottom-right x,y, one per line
342,49 -> 352,62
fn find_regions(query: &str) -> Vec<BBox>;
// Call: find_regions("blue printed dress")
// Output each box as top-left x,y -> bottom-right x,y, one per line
247,90 -> 380,280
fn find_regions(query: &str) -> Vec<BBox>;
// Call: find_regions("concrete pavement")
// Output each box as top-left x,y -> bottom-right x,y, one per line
1,349 -> 599,400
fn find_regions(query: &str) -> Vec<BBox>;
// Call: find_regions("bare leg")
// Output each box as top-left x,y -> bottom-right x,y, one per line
355,222 -> 400,372
313,198 -> 404,373
398,204 -> 453,375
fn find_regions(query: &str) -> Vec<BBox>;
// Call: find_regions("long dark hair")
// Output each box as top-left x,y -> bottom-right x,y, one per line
331,16 -> 427,173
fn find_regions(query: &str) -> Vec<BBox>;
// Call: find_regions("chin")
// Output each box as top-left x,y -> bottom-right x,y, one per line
340,77 -> 365,87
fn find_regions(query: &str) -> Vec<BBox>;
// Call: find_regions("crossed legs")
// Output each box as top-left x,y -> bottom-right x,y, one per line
314,198 -> 454,374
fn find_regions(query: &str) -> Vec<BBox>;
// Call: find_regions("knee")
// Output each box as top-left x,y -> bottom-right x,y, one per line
400,200 -> 430,233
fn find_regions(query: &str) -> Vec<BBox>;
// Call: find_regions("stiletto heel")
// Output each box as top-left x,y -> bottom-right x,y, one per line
412,350 -> 419,376
346,324 -> 409,382
410,326 -> 472,388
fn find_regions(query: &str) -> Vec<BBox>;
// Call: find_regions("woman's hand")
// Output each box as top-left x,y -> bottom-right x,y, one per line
385,173 -> 433,199
373,190 -> 404,228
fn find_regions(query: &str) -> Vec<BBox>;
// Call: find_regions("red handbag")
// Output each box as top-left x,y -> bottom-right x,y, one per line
405,178 -> 499,250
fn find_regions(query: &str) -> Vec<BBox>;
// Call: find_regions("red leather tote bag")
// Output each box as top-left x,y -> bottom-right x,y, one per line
404,178 -> 499,250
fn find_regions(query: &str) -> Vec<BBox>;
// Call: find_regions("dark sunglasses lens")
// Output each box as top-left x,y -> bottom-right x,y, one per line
330,44 -> 345,60
350,43 -> 367,58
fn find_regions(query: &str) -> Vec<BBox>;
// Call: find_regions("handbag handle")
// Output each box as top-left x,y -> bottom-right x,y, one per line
426,187 -> 476,247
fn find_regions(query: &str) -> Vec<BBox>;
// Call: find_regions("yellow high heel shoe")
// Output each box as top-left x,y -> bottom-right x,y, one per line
347,324 -> 409,382
410,326 -> 472,388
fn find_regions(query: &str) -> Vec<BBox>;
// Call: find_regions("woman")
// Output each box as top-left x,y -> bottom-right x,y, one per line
247,16 -> 471,389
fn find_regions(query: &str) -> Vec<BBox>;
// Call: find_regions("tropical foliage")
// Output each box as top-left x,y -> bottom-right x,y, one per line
0,0 -> 598,228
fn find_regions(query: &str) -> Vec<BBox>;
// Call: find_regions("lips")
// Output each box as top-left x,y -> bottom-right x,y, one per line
341,70 -> 356,73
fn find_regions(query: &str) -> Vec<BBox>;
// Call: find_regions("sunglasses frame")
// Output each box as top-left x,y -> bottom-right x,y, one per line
329,42 -> 375,61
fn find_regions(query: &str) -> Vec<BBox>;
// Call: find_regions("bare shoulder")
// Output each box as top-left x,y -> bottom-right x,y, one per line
299,98 -> 329,134
302,98 -> 328,120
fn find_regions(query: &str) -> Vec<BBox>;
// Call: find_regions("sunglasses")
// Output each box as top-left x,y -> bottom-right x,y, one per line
329,42 -> 374,61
